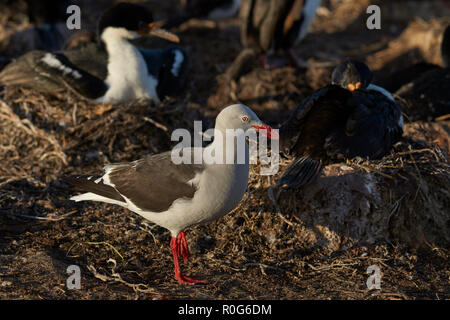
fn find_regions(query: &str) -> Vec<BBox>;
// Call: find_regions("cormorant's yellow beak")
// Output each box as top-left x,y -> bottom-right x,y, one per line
138,21 -> 180,43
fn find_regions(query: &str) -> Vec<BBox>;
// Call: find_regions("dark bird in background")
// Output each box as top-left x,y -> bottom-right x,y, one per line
277,60 -> 404,188
226,0 -> 321,80
0,3 -> 188,104
163,0 -> 241,29
25,0 -> 68,25
390,24 -> 450,121
24,0 -> 71,51
0,0 -> 72,60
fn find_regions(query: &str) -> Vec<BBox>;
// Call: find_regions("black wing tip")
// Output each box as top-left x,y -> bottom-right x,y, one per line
61,174 -> 78,185
62,174 -> 127,203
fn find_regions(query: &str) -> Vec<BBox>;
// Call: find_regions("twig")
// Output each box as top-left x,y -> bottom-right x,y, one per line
143,116 -> 168,132
66,241 -> 124,261
84,241 -> 125,261
87,263 -> 160,295
395,148 -> 434,156
305,261 -> 359,272
435,113 -> 450,121
12,210 -> 77,222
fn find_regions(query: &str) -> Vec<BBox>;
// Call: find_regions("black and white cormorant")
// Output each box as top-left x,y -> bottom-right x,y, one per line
0,2 -> 188,104
277,59 -> 404,188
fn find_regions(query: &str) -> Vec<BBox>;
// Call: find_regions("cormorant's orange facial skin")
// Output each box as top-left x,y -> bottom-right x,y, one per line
347,82 -> 362,91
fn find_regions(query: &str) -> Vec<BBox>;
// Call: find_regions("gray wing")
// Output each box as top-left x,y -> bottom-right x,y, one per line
107,151 -> 205,213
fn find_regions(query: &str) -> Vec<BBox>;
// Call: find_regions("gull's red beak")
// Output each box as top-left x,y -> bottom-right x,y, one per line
252,124 -> 279,140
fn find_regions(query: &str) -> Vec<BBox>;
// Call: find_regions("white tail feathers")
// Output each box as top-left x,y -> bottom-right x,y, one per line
70,192 -> 126,206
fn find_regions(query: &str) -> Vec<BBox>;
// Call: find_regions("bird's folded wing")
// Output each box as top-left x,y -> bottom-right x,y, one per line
278,86 -> 332,150
139,47 -> 188,98
106,151 -> 205,213
37,52 -> 108,100
62,43 -> 108,80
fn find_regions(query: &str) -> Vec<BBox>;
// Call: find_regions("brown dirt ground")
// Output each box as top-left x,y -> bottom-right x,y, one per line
0,0 -> 449,300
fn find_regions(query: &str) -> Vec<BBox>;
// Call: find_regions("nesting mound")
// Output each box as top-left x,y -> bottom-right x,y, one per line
273,140 -> 449,250
200,138 -> 449,269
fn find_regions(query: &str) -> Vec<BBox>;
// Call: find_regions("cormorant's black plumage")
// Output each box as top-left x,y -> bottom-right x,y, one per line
277,60 -> 403,188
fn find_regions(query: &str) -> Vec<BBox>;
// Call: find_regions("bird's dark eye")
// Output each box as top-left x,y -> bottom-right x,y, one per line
241,116 -> 249,122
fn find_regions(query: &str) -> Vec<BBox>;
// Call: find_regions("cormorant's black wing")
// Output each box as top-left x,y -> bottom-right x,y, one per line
36,52 -> 108,100
278,86 -> 333,154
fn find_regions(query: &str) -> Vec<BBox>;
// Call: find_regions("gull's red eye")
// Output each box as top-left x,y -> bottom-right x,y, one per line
241,116 -> 249,122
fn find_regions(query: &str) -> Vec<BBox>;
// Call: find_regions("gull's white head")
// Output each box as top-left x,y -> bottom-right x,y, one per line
215,104 -> 279,139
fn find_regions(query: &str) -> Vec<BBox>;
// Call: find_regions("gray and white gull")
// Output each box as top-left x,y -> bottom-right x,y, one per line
65,104 -> 278,285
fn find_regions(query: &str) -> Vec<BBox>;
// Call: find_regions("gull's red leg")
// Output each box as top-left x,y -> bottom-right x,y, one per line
177,231 -> 190,263
170,234 -> 206,285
